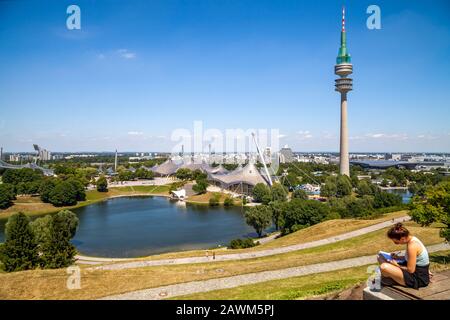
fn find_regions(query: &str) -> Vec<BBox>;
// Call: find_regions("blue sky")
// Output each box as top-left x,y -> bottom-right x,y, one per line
0,0 -> 449,152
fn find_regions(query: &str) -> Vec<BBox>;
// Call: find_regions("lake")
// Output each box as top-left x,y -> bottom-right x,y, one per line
385,189 -> 413,204
0,196 -> 257,258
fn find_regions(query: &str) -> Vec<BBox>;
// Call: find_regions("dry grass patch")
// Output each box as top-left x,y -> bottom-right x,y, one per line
174,250 -> 450,300
0,222 -> 444,300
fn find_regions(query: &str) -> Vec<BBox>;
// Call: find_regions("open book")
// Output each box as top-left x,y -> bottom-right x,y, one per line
378,251 -> 405,263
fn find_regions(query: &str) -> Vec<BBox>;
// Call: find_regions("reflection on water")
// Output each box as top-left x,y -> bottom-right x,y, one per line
0,196 -> 256,258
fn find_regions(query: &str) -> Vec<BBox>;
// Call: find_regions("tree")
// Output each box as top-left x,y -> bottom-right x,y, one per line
292,189 -> 308,200
373,191 -> 402,208
192,179 -> 208,194
336,175 -> 352,197
252,183 -> 271,203
66,178 -> 86,201
282,199 -> 330,234
345,196 -> 374,218
270,200 -> 286,230
40,210 -> 79,268
39,178 -> 57,203
271,184 -> 288,202
30,215 -> 52,249
96,176 -> 108,192
118,170 -> 135,182
175,168 -> 192,181
410,181 -> 450,241
244,205 -> 272,237
320,178 -> 337,197
0,213 -> 38,272
2,168 -> 43,185
356,180 -> 375,196
0,183 -> 16,209
135,168 -> 154,180
192,170 -> 207,181
48,181 -> 78,206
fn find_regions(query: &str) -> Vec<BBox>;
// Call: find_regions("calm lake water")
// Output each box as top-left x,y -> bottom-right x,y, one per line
385,189 -> 413,204
0,196 -> 257,258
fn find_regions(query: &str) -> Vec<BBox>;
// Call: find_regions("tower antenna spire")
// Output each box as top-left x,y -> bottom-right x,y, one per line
342,6 -> 345,32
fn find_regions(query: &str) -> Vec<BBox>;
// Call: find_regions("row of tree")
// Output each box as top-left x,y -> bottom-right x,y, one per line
244,179 -> 404,237
244,198 -> 331,237
0,168 -> 89,209
0,211 -> 79,272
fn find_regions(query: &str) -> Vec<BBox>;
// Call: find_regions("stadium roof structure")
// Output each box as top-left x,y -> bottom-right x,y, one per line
202,164 -> 229,175
150,159 -> 181,176
0,160 -> 54,176
209,162 -> 269,187
350,160 -> 446,170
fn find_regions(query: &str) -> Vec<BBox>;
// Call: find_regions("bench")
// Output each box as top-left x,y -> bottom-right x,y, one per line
364,270 -> 450,300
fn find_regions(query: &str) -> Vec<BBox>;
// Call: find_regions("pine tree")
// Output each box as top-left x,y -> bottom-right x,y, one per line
0,213 -> 39,272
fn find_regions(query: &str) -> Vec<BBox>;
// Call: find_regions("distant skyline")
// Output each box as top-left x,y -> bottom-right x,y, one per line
1,0 -> 450,153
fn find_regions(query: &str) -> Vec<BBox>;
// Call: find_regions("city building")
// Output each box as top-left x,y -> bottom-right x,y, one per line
279,145 -> 294,163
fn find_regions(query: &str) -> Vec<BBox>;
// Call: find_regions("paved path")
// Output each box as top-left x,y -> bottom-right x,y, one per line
89,216 -> 411,271
100,242 -> 450,300
256,232 -> 281,245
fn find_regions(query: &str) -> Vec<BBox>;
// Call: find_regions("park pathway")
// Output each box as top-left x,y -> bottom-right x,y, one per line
100,242 -> 450,300
88,215 -> 411,271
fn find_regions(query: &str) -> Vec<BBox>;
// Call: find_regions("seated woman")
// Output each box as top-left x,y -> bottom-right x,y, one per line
378,223 -> 430,289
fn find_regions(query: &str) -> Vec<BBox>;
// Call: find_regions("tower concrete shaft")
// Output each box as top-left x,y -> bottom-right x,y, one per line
114,149 -> 118,173
339,93 -> 349,176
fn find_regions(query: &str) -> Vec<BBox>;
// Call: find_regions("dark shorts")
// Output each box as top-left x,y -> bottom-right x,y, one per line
399,261 -> 430,289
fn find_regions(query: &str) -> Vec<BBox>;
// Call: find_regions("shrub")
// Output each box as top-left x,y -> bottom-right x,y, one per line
224,197 -> 234,207
209,193 -> 220,206
229,238 -> 258,249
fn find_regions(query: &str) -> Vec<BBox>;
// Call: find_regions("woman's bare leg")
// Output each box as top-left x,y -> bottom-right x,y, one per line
380,263 -> 406,286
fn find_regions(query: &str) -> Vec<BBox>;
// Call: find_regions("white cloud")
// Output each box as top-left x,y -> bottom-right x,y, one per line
365,133 -> 408,140
297,130 -> 313,139
278,134 -> 287,139
127,131 -> 143,136
417,134 -> 438,140
117,49 -> 136,59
